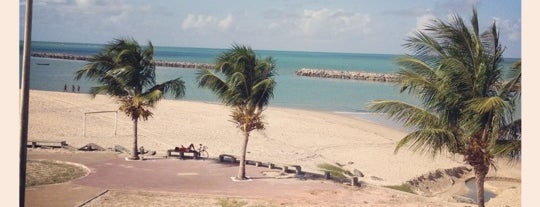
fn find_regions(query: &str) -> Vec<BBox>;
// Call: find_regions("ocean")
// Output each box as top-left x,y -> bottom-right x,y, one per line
22,41 -> 521,128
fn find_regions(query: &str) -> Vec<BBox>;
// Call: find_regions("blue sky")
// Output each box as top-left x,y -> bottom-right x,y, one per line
19,0 -> 522,57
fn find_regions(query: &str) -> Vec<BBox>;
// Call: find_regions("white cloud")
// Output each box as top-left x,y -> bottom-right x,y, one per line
415,12 -> 436,31
108,11 -> 128,23
75,0 -> 91,8
268,8 -> 370,38
32,0 -> 67,6
299,8 -> 370,36
435,0 -> 480,13
268,22 -> 280,30
493,17 -> 521,42
42,0 -> 68,4
182,14 -> 216,29
181,14 -> 234,30
218,14 -> 234,29
404,11 -> 436,37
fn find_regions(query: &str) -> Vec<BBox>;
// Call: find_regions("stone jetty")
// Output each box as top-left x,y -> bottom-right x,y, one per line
31,52 -> 215,70
295,68 -> 400,82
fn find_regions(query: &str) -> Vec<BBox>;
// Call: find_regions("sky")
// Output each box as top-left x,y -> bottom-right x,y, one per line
19,0 -> 522,57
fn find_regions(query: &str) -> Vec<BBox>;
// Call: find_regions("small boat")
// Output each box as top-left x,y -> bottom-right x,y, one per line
36,63 -> 50,66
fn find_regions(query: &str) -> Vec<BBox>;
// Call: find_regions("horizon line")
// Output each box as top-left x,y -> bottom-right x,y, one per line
21,40 -> 523,59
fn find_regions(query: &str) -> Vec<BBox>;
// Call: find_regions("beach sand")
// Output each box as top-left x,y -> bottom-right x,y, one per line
28,90 -> 521,206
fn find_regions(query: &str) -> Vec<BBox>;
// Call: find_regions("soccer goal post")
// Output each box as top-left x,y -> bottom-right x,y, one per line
83,110 -> 118,137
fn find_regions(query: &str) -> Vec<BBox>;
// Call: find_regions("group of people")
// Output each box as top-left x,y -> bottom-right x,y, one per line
63,84 -> 80,92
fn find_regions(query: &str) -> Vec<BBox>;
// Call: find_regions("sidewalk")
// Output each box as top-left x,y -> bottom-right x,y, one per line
25,150 -> 340,206
25,150 -> 452,207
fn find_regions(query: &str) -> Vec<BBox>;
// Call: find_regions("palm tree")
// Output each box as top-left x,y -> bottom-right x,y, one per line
368,8 -> 520,207
75,38 -> 186,160
197,44 -> 276,180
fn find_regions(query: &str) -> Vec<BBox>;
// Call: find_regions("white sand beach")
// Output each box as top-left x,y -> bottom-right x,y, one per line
28,90 -> 521,206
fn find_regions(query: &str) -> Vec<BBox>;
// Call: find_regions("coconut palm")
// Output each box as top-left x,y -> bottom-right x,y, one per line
75,38 -> 186,160
368,8 -> 520,207
197,44 -> 276,180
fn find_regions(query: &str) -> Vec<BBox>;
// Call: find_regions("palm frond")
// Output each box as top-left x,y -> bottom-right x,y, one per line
141,89 -> 163,105
250,78 -> 276,109
493,140 -> 520,160
89,85 -> 112,97
463,96 -> 513,135
368,100 -> 439,129
229,71 -> 249,98
397,68 -> 435,94
74,53 -> 115,81
144,78 -> 186,100
395,128 -> 459,156
466,97 -> 510,115
500,60 -> 521,99
403,30 -> 445,58
197,69 -> 229,97
493,119 -> 521,160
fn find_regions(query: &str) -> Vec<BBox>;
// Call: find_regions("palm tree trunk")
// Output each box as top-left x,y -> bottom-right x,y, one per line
474,123 -> 491,207
474,165 -> 488,207
131,118 -> 139,160
237,130 -> 250,180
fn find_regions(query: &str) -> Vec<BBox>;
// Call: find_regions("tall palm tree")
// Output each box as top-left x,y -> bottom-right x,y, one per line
75,38 -> 186,160
368,8 -> 520,207
197,44 -> 276,180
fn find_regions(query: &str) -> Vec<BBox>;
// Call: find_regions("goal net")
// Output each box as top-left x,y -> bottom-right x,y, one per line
83,110 -> 118,137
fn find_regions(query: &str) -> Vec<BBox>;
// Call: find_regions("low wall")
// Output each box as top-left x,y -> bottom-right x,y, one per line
295,68 -> 400,82
31,52 -> 215,70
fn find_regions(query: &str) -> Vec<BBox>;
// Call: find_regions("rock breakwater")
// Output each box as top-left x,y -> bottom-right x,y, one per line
31,52 -> 215,70
295,68 -> 400,82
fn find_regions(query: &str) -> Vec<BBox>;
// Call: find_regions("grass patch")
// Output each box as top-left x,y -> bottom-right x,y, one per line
317,163 -> 352,179
216,198 -> 248,207
215,198 -> 277,207
26,160 -> 88,186
384,183 -> 415,194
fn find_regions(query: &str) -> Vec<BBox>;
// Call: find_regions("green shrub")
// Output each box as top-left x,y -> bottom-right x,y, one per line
384,183 -> 415,194
317,163 -> 352,179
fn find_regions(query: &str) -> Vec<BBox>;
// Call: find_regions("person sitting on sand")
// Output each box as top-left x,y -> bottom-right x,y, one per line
138,146 -> 156,156
139,146 -> 147,154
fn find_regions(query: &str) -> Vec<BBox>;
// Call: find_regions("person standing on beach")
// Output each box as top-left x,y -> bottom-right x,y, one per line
63,84 -> 67,92
71,85 -> 75,92
77,85 -> 80,92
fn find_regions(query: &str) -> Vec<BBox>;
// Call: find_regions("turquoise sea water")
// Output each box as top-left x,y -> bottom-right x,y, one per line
22,41 -> 521,127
